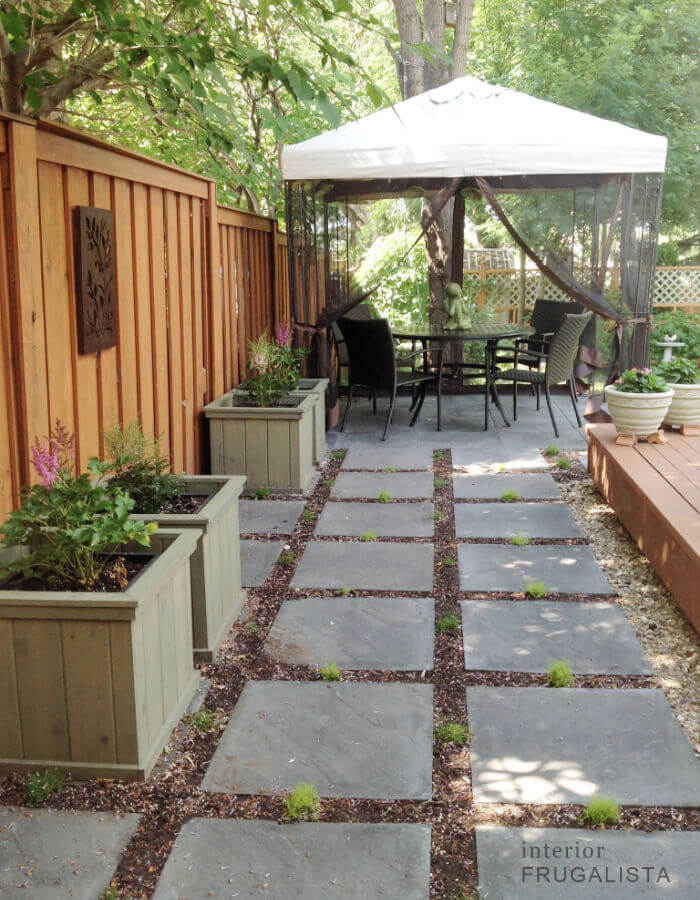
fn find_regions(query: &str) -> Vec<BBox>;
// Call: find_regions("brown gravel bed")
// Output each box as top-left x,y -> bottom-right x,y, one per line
456,536 -> 587,545
459,590 -> 620,603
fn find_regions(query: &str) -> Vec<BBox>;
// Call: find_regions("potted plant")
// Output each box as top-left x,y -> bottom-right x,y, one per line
105,423 -> 246,663
0,423 -> 200,780
604,368 -> 675,444
205,328 -> 316,491
657,356 -> 700,435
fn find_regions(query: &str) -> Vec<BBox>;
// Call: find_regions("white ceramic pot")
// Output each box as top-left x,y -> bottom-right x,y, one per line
663,382 -> 700,428
604,385 -> 675,437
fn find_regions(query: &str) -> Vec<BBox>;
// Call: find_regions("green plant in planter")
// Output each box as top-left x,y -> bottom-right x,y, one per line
25,769 -> 64,804
244,328 -> 307,407
104,422 -> 183,514
547,658 -> 574,687
581,795 -> 620,827
656,356 -> 699,385
284,781 -> 321,820
613,368 -> 667,393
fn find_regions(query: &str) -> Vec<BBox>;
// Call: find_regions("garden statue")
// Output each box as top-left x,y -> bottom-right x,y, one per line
444,282 -> 471,330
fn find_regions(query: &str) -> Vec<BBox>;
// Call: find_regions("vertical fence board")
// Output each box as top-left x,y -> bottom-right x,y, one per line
0,147 -> 20,520
112,178 -> 139,424
164,190 -> 183,469
178,193 -> 195,472
148,187 -> 170,456
131,182 -> 155,435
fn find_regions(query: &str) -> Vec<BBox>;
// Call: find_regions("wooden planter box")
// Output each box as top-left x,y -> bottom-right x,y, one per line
0,530 -> 200,780
294,378 -> 329,464
132,475 -> 246,664
205,390 -> 316,492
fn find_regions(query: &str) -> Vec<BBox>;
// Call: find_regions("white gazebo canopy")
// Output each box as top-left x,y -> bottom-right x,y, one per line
281,77 -> 667,183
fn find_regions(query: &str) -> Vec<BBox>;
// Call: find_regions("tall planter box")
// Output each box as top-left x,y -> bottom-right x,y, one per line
132,475 -> 246,664
294,378 -> 329,463
0,530 -> 200,781
205,390 -> 316,492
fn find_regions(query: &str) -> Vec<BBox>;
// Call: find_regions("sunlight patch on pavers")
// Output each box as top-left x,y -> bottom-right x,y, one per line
202,681 -> 434,799
475,826 -> 700,899
241,539 -> 284,587
451,446 -> 547,472
461,601 -> 653,674
153,820 -> 431,900
0,807 -> 140,899
317,501 -> 434,537
265,596 -> 434,670
342,445 -> 433,470
458,544 -> 612,594
467,687 -> 700,805
291,541 -> 434,591
455,502 -> 581,539
239,499 -> 306,535
331,471 -> 433,499
453,472 -> 561,500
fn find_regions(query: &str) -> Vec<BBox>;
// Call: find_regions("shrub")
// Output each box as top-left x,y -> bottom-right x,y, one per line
434,721 -> 470,744
510,532 -> 530,546
581,795 -> 620,827
278,551 -> 295,566
301,509 -> 316,523
650,309 -> 700,364
361,530 -> 377,542
437,613 -> 460,632
104,422 -> 182,514
190,708 -> 216,734
320,662 -> 341,681
25,769 -> 64,804
251,487 -> 271,500
557,458 -> 571,471
525,581 -> 549,598
244,328 -> 306,407
656,356 -> 699,385
613,368 -> 667,393
544,444 -> 560,456
547,658 -> 574,687
377,490 -> 391,503
501,489 -> 520,502
284,782 -> 321,820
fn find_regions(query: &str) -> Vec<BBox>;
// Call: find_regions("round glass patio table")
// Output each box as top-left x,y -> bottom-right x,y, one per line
391,322 -> 535,432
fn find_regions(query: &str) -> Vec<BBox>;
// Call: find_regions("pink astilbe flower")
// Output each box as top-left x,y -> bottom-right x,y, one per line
275,322 -> 292,347
30,441 -> 61,487
29,419 -> 76,487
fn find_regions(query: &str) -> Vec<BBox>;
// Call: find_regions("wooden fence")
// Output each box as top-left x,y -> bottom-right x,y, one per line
0,113 -> 292,523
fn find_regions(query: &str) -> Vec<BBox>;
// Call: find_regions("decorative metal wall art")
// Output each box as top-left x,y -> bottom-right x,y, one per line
74,206 -> 117,354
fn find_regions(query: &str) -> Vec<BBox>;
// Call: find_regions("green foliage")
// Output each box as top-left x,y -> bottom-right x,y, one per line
656,242 -> 680,266
377,490 -> 391,503
434,477 -> 448,488
382,465 -> 397,472
244,621 -> 259,634
278,551 -> 296,566
320,662 -> 341,681
301,509 -> 317,523
437,613 -> 460,633
439,555 -> 457,567
501,489 -> 520,502
581,795 -> 620,827
556,458 -> 572,471
432,511 -> 444,521
332,450 -> 345,461
544,444 -> 560,457
244,330 -> 306,407
284,782 -> 321,821
339,587 -> 352,596
547,658 -> 574,688
657,356 -> 699,385
525,580 -> 549,599
433,450 -> 446,460
322,477 -> 335,487
190,708 -> 216,734
361,530 -> 377,542
650,310 -> 700,363
434,721 -> 470,744
25,770 -> 64,805
510,533 -> 530,546
613,368 -> 668,393
99,887 -> 123,900
104,422 -> 182,514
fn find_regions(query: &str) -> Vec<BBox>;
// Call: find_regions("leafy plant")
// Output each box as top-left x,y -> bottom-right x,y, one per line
437,613 -> 460,633
251,487 -> 271,500
556,457 -> 571,470
525,581 -> 549,598
656,356 -> 699,385
244,621 -> 259,634
433,450 -> 445,460
510,532 -> 530,546
322,477 -> 335,487
339,587 -> 352,596
301,509 -> 316,523
103,422 -> 183,514
434,477 -> 448,488
278,551 -> 296,566
544,444 -> 560,456
383,465 -> 397,472
501,489 -> 520,502
581,795 -> 620,827
613,368 -> 668,393
244,328 -> 307,407
432,511 -> 444,521
434,721 -> 470,744
190,708 -> 216,734
320,662 -> 341,681
547,658 -> 574,687
284,782 -> 321,821
439,555 -> 457,567
377,490 -> 391,503
651,310 -> 700,364
361,530 -> 377,542
332,450 -> 345,461
25,769 -> 64,805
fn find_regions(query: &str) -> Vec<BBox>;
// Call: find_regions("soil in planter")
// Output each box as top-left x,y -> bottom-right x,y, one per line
139,493 -> 209,515
7,554 -> 153,593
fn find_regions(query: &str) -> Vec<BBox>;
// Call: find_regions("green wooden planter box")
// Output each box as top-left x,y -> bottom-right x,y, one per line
131,475 -> 246,664
0,530 -> 200,781
294,377 -> 329,464
205,390 -> 316,492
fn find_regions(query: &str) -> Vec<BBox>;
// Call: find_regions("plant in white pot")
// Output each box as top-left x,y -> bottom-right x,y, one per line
657,356 -> 700,436
604,368 -> 674,445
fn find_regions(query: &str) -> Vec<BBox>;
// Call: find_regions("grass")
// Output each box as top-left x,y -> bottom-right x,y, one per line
320,661 -> 341,681
434,477 -> 448,488
525,580 -> 549,599
322,477 -> 335,487
510,532 -> 530,546
431,511 -> 444,521
332,450 -> 345,461
377,489 -> 391,503
361,530 -> 377,542
301,509 -> 316,523
189,708 -> 216,734
433,449 -> 445,460
25,769 -> 64,804
434,721 -> 470,744
251,487 -> 270,500
243,621 -> 259,635
284,782 -> 321,821
581,795 -> 620,827
437,612 -> 460,633
383,465 -> 397,472
278,551 -> 296,566
557,457 -> 572,470
544,444 -> 560,456
439,555 -> 457,567
501,488 -> 520,502
547,658 -> 574,688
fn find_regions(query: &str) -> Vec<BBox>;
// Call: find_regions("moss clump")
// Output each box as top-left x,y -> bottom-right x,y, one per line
437,613 -> 460,633
320,662 -> 341,681
377,490 -> 391,503
544,444 -> 560,456
525,580 -> 549,599
284,782 -> 321,821
510,532 -> 530,546
581,795 -> 620,827
361,531 -> 377,542
547,658 -> 574,687
501,488 -> 520,502
434,721 -> 470,744
25,770 -> 64,805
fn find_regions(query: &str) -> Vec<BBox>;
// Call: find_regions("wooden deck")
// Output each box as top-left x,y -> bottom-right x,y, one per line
588,424 -> 700,632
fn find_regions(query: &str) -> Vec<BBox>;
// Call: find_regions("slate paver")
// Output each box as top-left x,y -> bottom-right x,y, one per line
0,807 -> 140,899
291,541 -> 434,591
241,539 -> 284,587
461,600 -> 653,674
455,502 -> 581,539
239,499 -> 306,535
475,826 -> 700,899
467,687 -> 700,805
453,472 -> 561,500
451,446 -> 547,472
202,681 -> 434,798
317,501 -> 434,537
153,820 -> 431,900
331,471 -> 433,499
265,595 -> 434,669
342,445 -> 434,470
458,543 -> 612,594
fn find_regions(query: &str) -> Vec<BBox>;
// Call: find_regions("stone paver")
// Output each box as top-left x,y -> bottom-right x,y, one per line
342,445 -> 433,470
0,807 -> 140,899
241,539 -> 284,587
265,596 -> 434,669
291,541 -> 434,591
453,472 -> 561,499
154,820 -> 431,900
451,446 -> 547,471
468,687 -> 700,805
239,499 -> 306,535
317,501 -> 434,537
458,543 -> 612,594
331,471 -> 433,499
202,681 -> 434,799
475,826 -> 700,899
461,600 -> 653,674
455,502 -> 581,539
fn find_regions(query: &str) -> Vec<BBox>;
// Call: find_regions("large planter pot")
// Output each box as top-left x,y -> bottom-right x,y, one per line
205,390 -> 316,492
0,530 -> 200,780
131,475 -> 246,664
663,382 -> 700,430
604,385 -> 675,438
293,377 -> 329,463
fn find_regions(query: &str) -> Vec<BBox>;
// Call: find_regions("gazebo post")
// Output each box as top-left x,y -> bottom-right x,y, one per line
450,186 -> 465,285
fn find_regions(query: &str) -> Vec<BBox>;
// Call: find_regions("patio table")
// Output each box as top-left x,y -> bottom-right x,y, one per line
392,323 -> 535,431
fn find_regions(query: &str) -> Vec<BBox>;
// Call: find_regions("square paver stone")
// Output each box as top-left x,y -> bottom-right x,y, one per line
342,445 -> 434,470
458,544 -> 612,594
265,595 -> 434,669
202,681 -> 434,798
0,807 -> 140,899
453,472 -> 561,500
240,499 -> 306,535
317,501 -> 434,537
241,539 -> 284,587
455,502 -> 581,539
291,541 -> 434,591
153,820 -> 431,900
461,601 -> 653,674
476,826 -> 700,899
451,446 -> 547,472
331,471 -> 433,499
467,687 -> 700,805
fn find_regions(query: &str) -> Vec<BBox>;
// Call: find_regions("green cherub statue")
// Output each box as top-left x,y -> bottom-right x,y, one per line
444,282 -> 471,330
